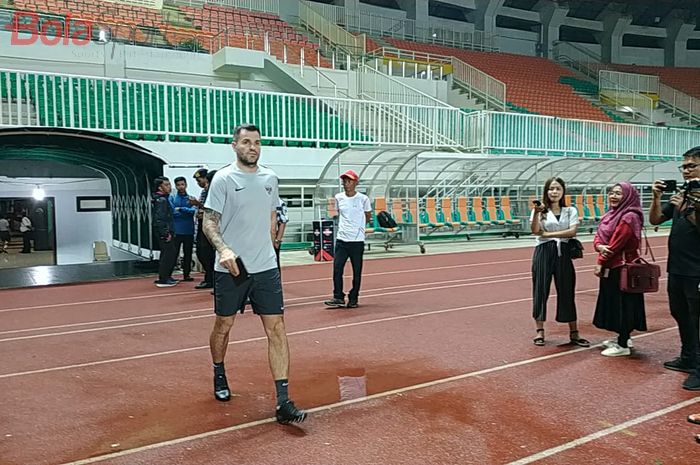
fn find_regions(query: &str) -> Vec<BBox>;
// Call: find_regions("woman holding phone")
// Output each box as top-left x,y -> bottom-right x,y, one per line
530,177 -> 589,347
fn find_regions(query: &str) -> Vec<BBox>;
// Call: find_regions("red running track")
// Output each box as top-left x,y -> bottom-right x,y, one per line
0,238 -> 697,465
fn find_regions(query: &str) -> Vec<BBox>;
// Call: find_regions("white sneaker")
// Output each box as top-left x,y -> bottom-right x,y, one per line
601,343 -> 631,357
602,339 -> 634,349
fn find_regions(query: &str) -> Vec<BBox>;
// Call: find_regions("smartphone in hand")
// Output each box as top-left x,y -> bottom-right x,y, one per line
661,180 -> 677,192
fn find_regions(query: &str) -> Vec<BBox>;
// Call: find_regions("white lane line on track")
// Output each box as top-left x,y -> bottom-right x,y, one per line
0,277 -> 671,379
503,396 -> 700,465
0,265 -> 614,343
0,275 -> 546,343
1,245 -> 667,315
0,269 -> 543,336
1,257 -> 669,339
55,326 -> 678,465
0,290 -> 571,378
0,255 -> 581,314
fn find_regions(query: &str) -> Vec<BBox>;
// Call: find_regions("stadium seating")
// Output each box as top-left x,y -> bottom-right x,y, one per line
383,38 -> 612,122
612,64 -> 700,100
8,0 -> 328,66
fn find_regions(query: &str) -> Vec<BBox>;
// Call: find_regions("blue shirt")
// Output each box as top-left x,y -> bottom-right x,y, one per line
170,192 -> 196,236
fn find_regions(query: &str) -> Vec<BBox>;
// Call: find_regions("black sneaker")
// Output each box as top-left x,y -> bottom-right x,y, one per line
663,357 -> 696,374
182,276 -> 194,282
324,298 -> 345,308
214,373 -> 231,402
347,301 -> 358,308
195,281 -> 213,289
683,374 -> 700,391
275,400 -> 307,424
155,278 -> 178,288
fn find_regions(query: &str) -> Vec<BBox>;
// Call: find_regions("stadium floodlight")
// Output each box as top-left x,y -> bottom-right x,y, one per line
32,185 -> 45,200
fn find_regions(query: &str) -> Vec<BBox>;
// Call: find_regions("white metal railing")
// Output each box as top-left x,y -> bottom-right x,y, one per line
357,64 -> 451,108
471,111 -> 700,159
104,0 -> 163,9
552,41 -> 606,80
451,57 -> 506,111
0,68 -> 464,147
1,69 -> 697,159
366,47 -> 506,110
306,2 -> 497,52
599,70 -> 655,123
659,83 -> 700,126
367,47 -> 450,80
299,0 -> 365,56
165,0 -> 279,14
600,70 -> 659,95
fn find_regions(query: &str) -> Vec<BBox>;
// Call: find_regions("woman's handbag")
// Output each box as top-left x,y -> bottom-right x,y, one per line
619,230 -> 661,293
568,238 -> 584,259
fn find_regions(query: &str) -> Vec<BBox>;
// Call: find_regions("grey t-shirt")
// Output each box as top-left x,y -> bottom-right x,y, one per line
205,163 -> 279,274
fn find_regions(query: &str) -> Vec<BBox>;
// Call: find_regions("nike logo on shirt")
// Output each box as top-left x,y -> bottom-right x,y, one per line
235,187 -> 245,192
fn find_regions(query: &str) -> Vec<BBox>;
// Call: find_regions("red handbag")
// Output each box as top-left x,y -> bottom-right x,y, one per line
619,230 -> 661,294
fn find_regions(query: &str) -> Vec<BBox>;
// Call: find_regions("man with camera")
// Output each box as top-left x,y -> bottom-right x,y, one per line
649,146 -> 700,390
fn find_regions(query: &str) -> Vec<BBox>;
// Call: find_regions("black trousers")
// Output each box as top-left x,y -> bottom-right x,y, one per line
173,234 -> 194,277
668,274 -> 700,370
531,241 -> 577,322
196,226 -> 215,285
593,267 -> 647,347
21,231 -> 32,253
158,237 -> 178,281
333,240 -> 365,302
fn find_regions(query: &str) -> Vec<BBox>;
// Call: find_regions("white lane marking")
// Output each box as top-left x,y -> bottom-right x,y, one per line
0,269 -> 541,336
0,266 -> 612,343
0,254 -> 573,314
55,326 -> 678,465
0,289 -> 571,378
504,396 -> 700,465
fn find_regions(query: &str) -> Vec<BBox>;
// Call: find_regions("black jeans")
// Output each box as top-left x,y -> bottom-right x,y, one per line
21,231 -> 32,253
158,237 -> 178,282
173,234 -> 194,277
668,274 -> 700,369
333,240 -> 365,303
196,226 -> 215,285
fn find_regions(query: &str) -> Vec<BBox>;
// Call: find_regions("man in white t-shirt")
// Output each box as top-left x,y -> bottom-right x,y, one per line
202,124 -> 306,424
324,170 -> 372,309
0,216 -> 10,253
19,212 -> 32,254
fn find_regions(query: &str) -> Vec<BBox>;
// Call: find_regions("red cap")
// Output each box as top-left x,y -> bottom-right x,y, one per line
340,169 -> 359,181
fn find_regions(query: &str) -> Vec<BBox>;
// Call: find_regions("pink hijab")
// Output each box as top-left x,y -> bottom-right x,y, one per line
596,182 -> 644,244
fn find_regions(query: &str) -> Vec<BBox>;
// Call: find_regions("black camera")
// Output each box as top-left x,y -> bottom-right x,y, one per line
683,179 -> 700,203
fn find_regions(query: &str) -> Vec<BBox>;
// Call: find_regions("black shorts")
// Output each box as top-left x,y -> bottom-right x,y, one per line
214,268 -> 284,316
0,231 -> 9,242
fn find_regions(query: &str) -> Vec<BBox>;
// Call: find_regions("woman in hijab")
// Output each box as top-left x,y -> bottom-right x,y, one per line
592,182 -> 647,357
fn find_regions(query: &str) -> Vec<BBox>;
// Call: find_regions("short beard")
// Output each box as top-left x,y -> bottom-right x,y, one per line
237,154 -> 258,167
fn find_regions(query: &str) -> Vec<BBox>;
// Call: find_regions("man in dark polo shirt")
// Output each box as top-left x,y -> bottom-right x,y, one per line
650,146 -> 700,390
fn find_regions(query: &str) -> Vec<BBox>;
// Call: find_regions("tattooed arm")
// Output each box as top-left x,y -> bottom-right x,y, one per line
203,208 -> 239,276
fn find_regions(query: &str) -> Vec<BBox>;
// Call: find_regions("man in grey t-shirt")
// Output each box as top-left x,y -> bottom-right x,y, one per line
202,124 -> 307,424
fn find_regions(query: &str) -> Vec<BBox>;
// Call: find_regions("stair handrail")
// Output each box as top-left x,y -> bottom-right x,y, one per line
299,0 -> 365,57
356,64 -> 452,108
659,83 -> 700,125
598,70 -> 655,124
367,46 -> 506,112
450,57 -> 506,112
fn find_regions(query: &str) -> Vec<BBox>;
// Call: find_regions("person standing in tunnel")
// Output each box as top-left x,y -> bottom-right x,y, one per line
191,168 -> 215,289
19,211 -> 32,254
152,177 -> 178,288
